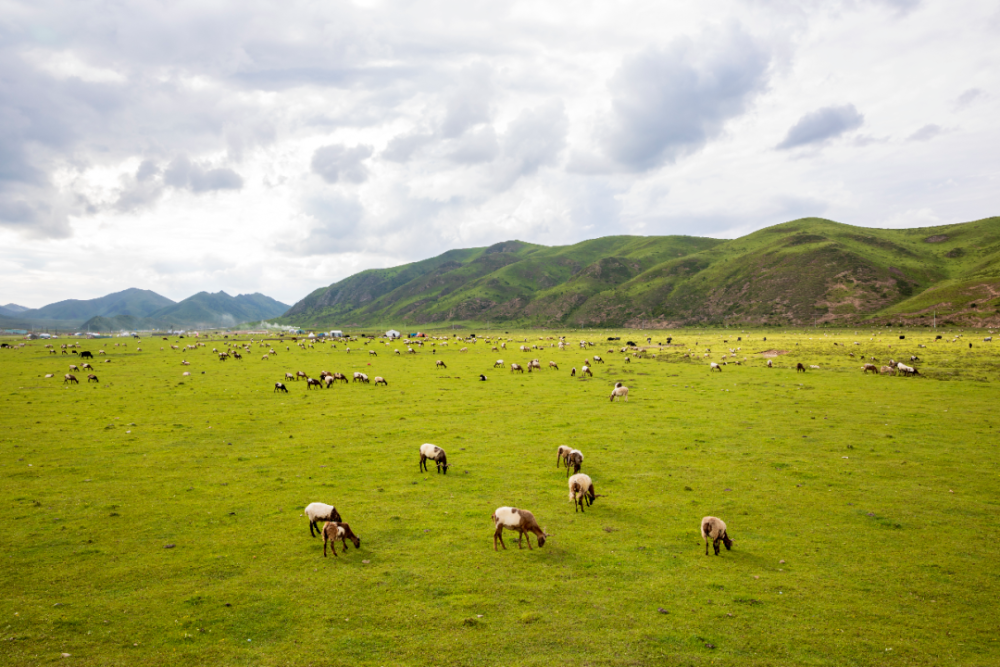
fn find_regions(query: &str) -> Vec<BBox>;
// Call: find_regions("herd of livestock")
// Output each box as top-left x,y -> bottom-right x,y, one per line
7,326 -> 995,559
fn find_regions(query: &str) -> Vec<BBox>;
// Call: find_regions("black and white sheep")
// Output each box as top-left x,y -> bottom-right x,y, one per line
419,443 -> 449,474
304,502 -> 343,537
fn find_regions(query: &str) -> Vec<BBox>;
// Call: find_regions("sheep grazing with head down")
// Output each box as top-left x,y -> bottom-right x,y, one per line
710,362 -> 722,372
610,382 -> 629,402
322,521 -> 361,557
304,502 -> 343,537
556,445 -> 572,468
568,473 -> 599,512
701,516 -> 733,556
565,449 -> 583,476
419,443 -> 449,474
492,506 -> 548,550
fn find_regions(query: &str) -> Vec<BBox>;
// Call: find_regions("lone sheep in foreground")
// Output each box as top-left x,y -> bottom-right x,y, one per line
568,473 -> 599,512
610,382 -> 629,402
796,363 -> 806,373
419,443 -> 449,474
322,521 -> 361,557
492,507 -> 547,550
701,516 -> 733,556
436,360 -> 447,369
304,502 -> 344,537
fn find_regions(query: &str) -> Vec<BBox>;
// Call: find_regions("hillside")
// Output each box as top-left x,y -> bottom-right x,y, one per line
21,288 -> 175,321
80,291 -> 290,331
280,216 -> 1000,328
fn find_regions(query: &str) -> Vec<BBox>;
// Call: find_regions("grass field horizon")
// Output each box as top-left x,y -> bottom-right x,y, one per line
2,327 -> 999,666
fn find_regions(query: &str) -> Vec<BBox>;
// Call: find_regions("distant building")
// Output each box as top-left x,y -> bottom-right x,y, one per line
330,330 -> 343,337
385,329 -> 401,338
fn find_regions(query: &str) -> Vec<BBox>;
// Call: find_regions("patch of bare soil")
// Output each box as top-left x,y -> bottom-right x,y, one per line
759,349 -> 789,357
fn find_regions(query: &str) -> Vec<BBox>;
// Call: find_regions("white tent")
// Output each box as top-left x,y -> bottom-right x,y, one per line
385,329 -> 401,338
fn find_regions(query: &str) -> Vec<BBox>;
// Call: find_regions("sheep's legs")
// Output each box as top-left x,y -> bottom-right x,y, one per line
494,527 -> 506,551
522,531 -> 533,550
419,456 -> 427,473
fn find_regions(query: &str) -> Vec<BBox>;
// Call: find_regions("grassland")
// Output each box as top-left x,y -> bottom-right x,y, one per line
2,327 -> 1000,666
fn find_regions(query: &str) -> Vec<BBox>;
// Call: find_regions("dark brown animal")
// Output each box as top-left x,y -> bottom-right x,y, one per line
306,377 -> 322,389
87,374 -> 98,383
322,522 -> 361,557
332,372 -> 348,383
796,363 -> 806,372
80,351 -> 93,359
862,363 -> 878,374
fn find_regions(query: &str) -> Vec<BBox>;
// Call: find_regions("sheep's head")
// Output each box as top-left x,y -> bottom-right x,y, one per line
537,533 -> 547,548
722,533 -> 733,551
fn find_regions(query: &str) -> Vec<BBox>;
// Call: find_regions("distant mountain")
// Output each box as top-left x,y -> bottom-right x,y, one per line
2,303 -> 29,313
80,291 -> 290,330
279,216 -> 1000,328
22,288 -> 175,321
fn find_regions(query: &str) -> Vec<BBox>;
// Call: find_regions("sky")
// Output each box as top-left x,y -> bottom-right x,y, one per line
0,0 -> 997,308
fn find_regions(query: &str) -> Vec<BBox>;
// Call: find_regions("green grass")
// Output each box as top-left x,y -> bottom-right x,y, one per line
2,328 -> 1000,665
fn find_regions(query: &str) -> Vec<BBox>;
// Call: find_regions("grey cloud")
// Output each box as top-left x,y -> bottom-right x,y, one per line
136,159 -> 160,182
955,88 -> 984,109
600,24 -> 771,171
382,131 -> 435,163
311,144 -> 374,184
907,124 -> 943,142
776,104 -> 864,150
440,64 -> 494,138
164,156 -> 244,192
280,194 -> 366,255
447,126 -> 499,164
495,101 -> 568,186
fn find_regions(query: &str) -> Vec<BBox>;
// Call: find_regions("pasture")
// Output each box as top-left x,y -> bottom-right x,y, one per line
2,328 -> 999,666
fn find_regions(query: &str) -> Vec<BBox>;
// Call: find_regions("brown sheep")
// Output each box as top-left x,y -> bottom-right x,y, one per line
64,374 -> 78,384
492,507 -> 547,551
322,522 -> 361,557
87,374 -> 99,383
862,363 -> 878,374
701,516 -> 733,556
796,363 -> 806,372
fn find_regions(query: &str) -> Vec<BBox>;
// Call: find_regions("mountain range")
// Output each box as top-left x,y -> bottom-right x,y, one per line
279,216 -> 1000,328
0,289 -> 289,331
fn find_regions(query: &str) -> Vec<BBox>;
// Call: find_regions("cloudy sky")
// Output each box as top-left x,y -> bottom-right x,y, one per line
1,0 -> 997,308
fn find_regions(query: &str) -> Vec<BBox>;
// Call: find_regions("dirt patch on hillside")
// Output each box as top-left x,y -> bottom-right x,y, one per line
759,350 -> 789,357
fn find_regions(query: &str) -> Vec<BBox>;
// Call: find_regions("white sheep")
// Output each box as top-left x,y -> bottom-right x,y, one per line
710,362 -> 722,372
494,359 -> 504,368
419,443 -> 449,474
701,516 -> 733,556
492,507 -> 547,550
568,473 -> 598,512
304,502 -> 343,537
610,382 -> 629,402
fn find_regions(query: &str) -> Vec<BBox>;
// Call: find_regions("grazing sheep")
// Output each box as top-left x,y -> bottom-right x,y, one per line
796,363 -> 806,372
565,449 -> 583,476
81,362 -> 93,370
332,372 -> 348,383
182,372 -> 191,376
570,367 -> 576,377
581,365 -> 592,377
285,372 -> 295,381
510,363 -> 524,373
296,371 -> 307,380
896,363 -> 919,376
306,377 -> 323,389
592,355 -> 604,364
419,443 -> 449,474
701,516 -> 733,556
262,355 -> 269,361
549,361 -> 559,370
528,359 -> 542,371
305,502 -> 343,537
87,374 -> 99,383
910,355 -> 920,362
492,507 -> 547,550
710,362 -> 722,372
436,360 -> 447,369
353,372 -> 369,384
373,376 -> 388,386
494,359 -> 504,368
369,350 -> 377,356
322,522 -> 361,557
879,365 -> 894,375
610,382 -> 629,402
64,374 -> 78,384
274,382 -> 289,393
323,375 -> 336,388
557,445 -> 572,468
568,473 -> 598,512
862,363 -> 878,374
45,373 -> 54,378
766,359 -> 773,368
479,374 -> 487,381
69,364 -> 79,371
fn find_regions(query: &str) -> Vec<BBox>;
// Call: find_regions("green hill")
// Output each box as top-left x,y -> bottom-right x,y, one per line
80,291 -> 291,331
280,216 -> 1000,328
21,288 -> 175,321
